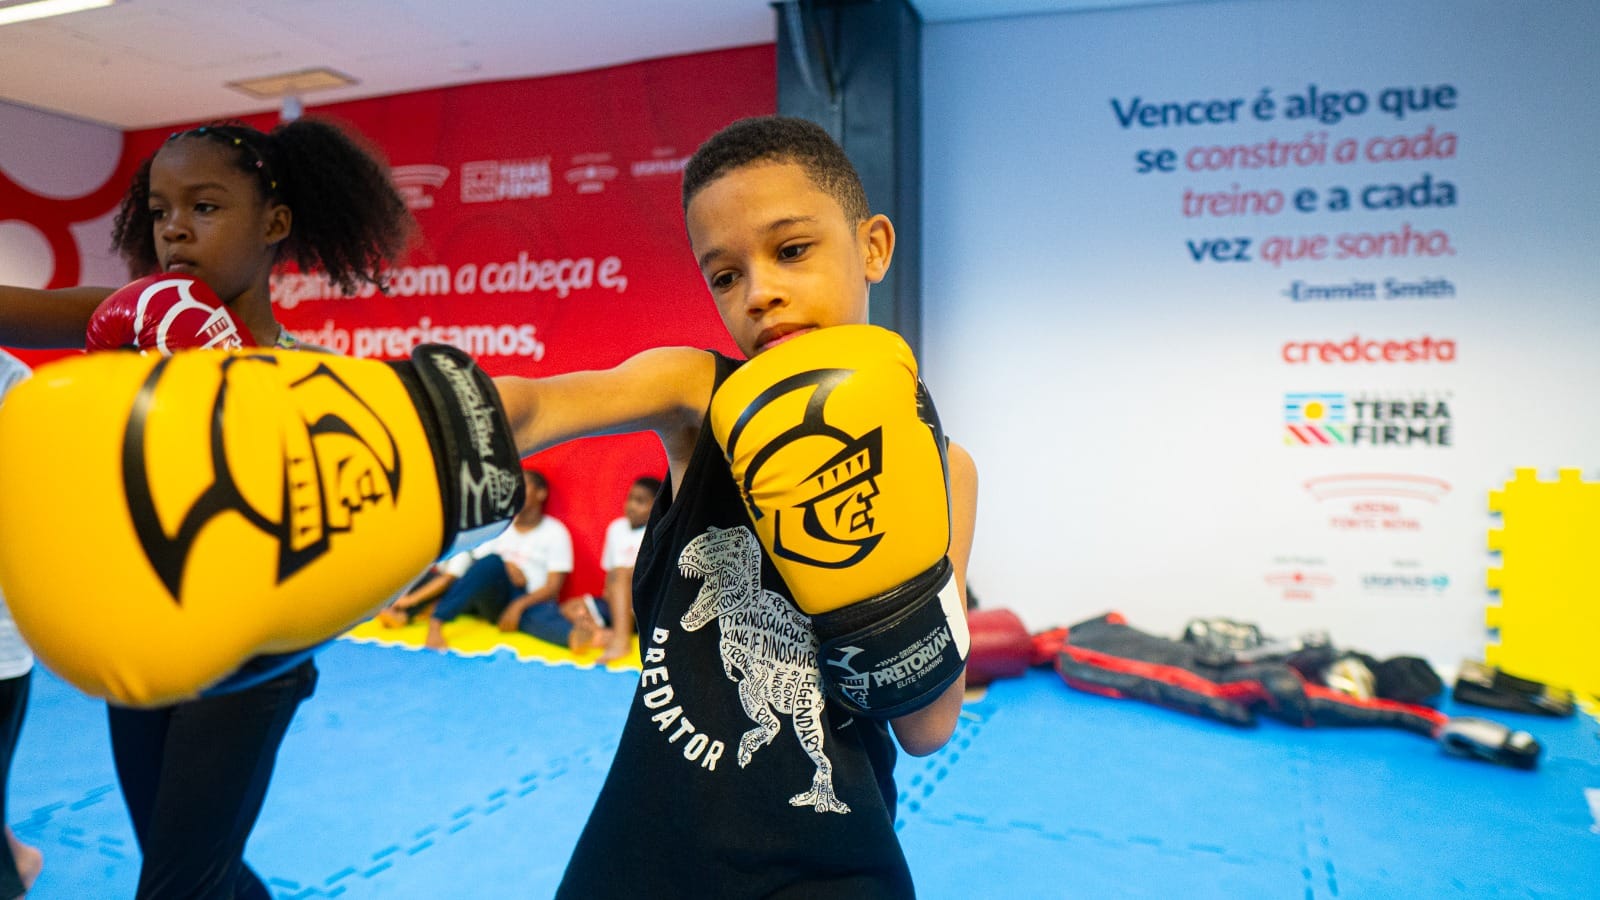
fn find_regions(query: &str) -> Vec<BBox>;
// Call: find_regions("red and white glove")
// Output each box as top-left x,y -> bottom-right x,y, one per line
85,274 -> 255,354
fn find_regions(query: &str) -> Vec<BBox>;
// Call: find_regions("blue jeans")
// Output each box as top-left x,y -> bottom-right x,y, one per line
430,554 -> 573,647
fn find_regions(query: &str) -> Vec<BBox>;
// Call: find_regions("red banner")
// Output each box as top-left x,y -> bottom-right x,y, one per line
13,45 -> 775,598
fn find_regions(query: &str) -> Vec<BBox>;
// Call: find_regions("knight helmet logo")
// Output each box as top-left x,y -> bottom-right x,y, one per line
723,369 -> 886,570
123,352 -> 403,601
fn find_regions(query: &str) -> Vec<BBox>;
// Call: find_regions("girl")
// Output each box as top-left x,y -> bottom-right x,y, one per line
0,116 -> 411,898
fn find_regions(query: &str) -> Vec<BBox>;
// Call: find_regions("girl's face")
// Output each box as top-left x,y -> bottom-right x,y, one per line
145,138 -> 289,306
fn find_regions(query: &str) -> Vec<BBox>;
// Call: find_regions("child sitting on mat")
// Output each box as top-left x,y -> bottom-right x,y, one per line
378,468 -> 608,653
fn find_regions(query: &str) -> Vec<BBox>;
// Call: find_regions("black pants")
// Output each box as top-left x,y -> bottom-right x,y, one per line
0,670 -> 31,899
109,659 -> 317,900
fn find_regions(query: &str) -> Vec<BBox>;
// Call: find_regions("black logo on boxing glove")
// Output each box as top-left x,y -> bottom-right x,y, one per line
721,369 -> 886,570
123,353 -> 404,602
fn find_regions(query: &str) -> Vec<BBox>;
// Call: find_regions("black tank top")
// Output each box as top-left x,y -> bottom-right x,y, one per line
556,352 -> 913,899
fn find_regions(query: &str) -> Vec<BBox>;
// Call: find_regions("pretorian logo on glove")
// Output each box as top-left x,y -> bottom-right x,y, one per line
826,622 -> 959,710
720,368 -> 887,570
123,352 -> 405,600
416,347 -> 522,531
815,559 -> 970,717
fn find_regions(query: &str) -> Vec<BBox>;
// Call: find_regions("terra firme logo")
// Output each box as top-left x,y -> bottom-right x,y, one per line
1284,392 -> 1453,448
460,158 -> 553,204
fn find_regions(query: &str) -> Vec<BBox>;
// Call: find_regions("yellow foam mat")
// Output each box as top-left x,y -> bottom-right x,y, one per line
344,615 -> 641,671
1485,467 -> 1599,696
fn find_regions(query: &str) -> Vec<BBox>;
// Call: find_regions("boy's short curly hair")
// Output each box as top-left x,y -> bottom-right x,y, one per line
681,116 -> 869,223
523,467 -> 548,493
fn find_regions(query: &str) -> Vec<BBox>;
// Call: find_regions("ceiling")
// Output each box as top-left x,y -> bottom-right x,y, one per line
0,0 -> 1179,130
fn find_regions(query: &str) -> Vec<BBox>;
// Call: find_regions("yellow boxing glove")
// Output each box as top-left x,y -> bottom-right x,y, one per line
0,344 -> 522,706
710,324 -> 969,718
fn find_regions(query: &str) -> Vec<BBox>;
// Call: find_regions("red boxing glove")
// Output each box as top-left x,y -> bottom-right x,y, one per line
965,608 -> 1033,686
85,274 -> 255,354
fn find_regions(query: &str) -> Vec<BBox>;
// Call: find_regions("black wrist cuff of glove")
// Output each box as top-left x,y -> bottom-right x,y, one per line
391,344 -> 525,560
812,557 -> 970,719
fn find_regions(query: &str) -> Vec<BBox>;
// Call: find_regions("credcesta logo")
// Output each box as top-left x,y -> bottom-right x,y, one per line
1283,335 -> 1456,364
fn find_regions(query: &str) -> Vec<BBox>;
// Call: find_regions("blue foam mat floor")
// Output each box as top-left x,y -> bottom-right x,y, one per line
10,641 -> 1599,898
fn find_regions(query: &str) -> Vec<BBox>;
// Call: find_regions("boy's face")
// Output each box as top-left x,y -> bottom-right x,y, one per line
623,485 -> 653,528
518,472 -> 546,514
686,160 -> 893,358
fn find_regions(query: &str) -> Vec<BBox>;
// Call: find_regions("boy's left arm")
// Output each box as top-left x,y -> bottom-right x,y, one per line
890,440 -> 978,756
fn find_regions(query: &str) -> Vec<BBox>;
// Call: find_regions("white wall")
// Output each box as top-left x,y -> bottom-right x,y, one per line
0,101 -> 127,288
920,0 -> 1600,667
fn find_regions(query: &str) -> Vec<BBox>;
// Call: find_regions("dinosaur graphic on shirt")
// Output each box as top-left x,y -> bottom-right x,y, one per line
678,525 -> 849,814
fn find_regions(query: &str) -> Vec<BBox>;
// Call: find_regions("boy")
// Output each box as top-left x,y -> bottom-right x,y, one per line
595,475 -> 661,663
493,116 -> 978,897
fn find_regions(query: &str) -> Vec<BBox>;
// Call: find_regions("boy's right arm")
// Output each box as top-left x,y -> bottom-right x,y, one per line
0,285 -> 115,348
494,346 -> 715,459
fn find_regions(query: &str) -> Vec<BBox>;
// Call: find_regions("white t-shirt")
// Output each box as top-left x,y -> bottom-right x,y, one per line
0,351 -> 35,677
442,515 -> 573,590
601,516 -> 646,572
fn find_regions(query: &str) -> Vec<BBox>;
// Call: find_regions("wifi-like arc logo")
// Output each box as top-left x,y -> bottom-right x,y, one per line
390,164 -> 451,210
